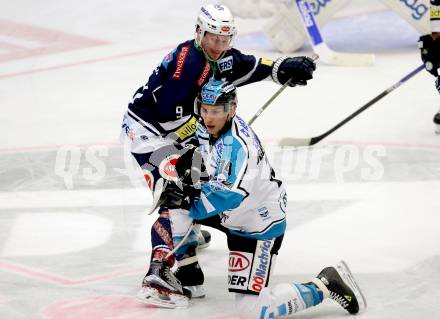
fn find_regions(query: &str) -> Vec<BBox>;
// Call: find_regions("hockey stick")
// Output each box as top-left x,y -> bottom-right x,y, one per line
249,54 -> 319,126
294,0 -> 375,66
279,64 -> 425,147
248,79 -> 292,126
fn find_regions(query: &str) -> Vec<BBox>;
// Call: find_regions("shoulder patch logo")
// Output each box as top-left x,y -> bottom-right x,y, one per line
162,48 -> 176,69
218,55 -> 233,72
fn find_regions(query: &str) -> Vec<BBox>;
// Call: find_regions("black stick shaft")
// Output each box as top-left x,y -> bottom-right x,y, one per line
309,64 -> 424,145
248,80 -> 290,126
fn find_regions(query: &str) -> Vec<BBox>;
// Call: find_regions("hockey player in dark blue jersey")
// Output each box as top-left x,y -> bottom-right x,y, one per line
120,4 -> 316,306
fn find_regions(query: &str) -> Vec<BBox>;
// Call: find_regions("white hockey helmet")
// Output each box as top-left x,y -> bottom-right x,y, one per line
195,4 -> 237,49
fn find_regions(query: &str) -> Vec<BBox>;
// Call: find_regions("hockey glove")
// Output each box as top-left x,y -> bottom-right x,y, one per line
418,34 -> 440,77
158,180 -> 197,210
175,145 -> 208,186
272,56 -> 316,86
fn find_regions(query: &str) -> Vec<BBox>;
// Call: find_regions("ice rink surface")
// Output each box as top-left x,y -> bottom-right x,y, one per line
1,0 -> 439,318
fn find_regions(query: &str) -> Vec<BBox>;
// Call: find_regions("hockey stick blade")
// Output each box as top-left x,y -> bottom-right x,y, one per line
295,0 -> 374,66
314,43 -> 375,67
279,64 -> 425,147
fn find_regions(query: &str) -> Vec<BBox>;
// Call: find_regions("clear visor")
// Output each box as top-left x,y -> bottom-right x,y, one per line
199,103 -> 230,118
203,32 -> 232,48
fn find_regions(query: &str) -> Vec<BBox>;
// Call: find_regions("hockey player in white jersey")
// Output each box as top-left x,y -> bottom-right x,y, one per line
137,79 -> 367,318
419,0 -> 440,133
121,3 -> 317,303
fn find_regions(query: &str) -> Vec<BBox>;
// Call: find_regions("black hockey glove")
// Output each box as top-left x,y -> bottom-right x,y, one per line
272,56 -> 316,86
418,34 -> 440,77
175,144 -> 208,186
158,180 -> 198,210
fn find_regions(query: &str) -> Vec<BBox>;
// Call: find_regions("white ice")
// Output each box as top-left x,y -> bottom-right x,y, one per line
0,1 -> 439,318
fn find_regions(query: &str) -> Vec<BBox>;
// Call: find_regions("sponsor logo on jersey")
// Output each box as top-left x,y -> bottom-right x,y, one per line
228,251 -> 252,290
229,252 -> 250,272
236,116 -> 250,137
158,154 -> 179,181
432,7 -> 440,19
218,56 -> 233,72
173,46 -> 189,80
257,207 -> 270,220
122,123 -> 135,141
249,239 -> 274,292
197,62 -> 211,86
175,116 -> 197,141
228,275 -> 247,287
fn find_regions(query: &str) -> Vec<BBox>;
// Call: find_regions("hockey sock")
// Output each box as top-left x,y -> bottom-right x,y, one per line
174,229 -> 199,262
150,208 -> 175,265
294,283 -> 325,307
235,282 -> 324,319
168,209 -> 199,262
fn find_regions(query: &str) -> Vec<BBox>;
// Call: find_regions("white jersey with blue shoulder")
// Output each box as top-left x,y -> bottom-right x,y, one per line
189,115 -> 287,240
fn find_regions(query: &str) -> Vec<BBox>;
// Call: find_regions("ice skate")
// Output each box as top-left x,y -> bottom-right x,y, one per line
313,261 -> 367,314
175,261 -> 206,298
136,261 -> 190,308
197,229 -> 211,249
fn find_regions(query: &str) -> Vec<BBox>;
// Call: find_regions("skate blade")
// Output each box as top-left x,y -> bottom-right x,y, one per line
136,286 -> 189,309
336,260 -> 367,311
184,285 -> 206,298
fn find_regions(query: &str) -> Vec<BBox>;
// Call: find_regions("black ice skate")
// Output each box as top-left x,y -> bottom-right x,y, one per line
175,261 -> 206,298
313,261 -> 367,314
136,261 -> 189,308
197,229 -> 211,249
